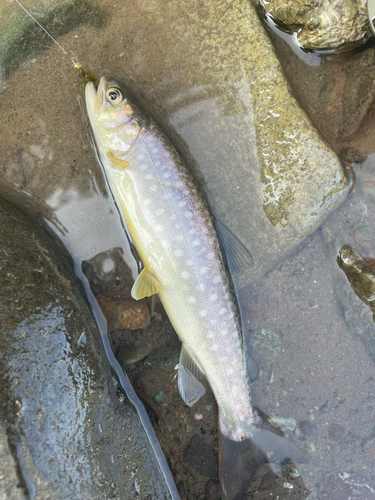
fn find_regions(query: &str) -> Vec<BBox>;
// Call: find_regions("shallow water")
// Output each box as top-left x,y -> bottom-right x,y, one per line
2,0 -> 375,498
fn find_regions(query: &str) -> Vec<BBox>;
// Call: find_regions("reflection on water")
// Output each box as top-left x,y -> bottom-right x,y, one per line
1,0 -> 375,497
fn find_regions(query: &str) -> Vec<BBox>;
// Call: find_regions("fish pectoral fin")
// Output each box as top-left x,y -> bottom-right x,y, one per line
177,346 -> 206,407
214,218 -> 253,274
131,265 -> 164,300
106,151 -> 130,169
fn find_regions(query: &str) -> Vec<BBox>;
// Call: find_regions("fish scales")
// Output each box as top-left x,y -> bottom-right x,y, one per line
105,122 -> 253,426
86,77 -> 304,499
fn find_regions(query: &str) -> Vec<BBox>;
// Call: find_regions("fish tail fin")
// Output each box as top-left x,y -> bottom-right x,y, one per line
219,410 -> 305,499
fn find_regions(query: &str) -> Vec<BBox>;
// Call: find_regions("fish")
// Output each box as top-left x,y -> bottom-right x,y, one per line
85,76 -> 304,499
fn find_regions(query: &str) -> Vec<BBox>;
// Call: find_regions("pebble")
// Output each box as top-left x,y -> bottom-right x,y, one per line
328,423 -> 345,443
299,420 -> 317,436
117,344 -> 154,365
96,293 -> 150,331
145,346 -> 180,371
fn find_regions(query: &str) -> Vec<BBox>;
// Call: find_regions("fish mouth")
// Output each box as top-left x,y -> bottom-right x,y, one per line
85,76 -> 109,119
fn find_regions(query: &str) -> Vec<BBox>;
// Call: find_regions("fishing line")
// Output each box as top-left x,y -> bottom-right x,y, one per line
14,0 -> 80,68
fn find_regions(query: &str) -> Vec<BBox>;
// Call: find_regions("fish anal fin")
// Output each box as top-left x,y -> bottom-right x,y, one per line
131,265 -> 164,300
106,151 -> 130,169
178,346 -> 206,407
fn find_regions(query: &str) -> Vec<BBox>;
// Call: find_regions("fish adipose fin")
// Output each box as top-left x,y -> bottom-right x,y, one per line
106,151 -> 130,169
131,264 -> 164,299
219,412 -> 306,500
214,219 -> 259,382
178,346 -> 206,406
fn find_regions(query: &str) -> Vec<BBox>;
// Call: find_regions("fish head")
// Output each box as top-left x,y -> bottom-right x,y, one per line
85,76 -> 145,153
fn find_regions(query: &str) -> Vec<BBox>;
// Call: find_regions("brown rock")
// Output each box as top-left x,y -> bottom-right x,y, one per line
96,293 -> 150,331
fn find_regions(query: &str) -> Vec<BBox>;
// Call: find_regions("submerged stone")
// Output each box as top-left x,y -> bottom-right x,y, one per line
0,198 -> 172,499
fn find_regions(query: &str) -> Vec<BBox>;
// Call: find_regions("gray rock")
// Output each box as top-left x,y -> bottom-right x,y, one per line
0,198 -> 172,499
118,344 -> 154,365
184,434 -> 218,479
146,347 -> 181,371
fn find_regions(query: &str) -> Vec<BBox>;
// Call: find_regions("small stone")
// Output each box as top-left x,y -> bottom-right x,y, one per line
320,472 -> 375,499
269,416 -> 297,432
117,344 -> 154,365
96,293 -> 150,331
194,413 -> 204,421
300,420 -> 317,436
155,390 -> 164,401
305,442 -> 316,453
145,347 -> 180,371
295,427 -> 301,437
328,423 -> 345,443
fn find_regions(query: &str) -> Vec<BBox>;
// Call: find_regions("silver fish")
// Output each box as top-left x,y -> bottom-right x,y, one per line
85,76 -> 303,498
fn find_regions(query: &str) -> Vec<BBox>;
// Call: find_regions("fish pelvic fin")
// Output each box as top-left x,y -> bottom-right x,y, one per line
131,265 -> 164,299
219,410 -> 306,499
177,345 -> 206,406
106,151 -> 130,169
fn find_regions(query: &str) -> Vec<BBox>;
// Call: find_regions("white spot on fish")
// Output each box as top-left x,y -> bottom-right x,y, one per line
156,208 -> 165,216
161,240 -> 170,248
163,171 -> 170,178
162,194 -> 169,200
207,333 -> 214,339
207,252 -> 215,261
140,164 -> 148,170
219,308 -> 226,315
209,293 -> 218,302
221,329 -> 228,336
227,368 -> 233,375
212,345 -> 219,352
181,271 -> 189,280
155,224 -> 164,232
199,283 -> 206,291
219,357 -> 227,363
213,275 -> 221,284
136,154 -> 145,160
199,309 -> 208,317
200,266 -> 209,275
176,234 -> 184,242
187,296 -> 197,304
210,319 -> 217,326
174,249 -> 183,257
149,185 -> 158,192
144,198 -> 152,206
188,228 -> 196,235
178,201 -> 186,208
145,173 -> 154,180
185,212 -> 193,219
192,239 -> 200,247
154,160 -> 161,167
186,259 -> 193,266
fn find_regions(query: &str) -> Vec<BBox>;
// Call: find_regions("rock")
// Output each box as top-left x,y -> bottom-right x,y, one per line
263,23 -> 375,144
184,434 -> 218,479
328,423 -> 346,443
299,420 -> 317,437
204,479 -> 222,499
260,0 -> 370,51
117,344 -> 154,365
145,347 -> 181,371
320,472 -> 375,499
0,198 -> 172,498
96,293 -> 150,330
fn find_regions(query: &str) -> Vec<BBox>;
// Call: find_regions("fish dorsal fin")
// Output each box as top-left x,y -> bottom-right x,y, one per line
131,265 -> 164,300
178,346 -> 206,407
213,218 -> 259,382
106,151 -> 130,169
214,219 -> 253,274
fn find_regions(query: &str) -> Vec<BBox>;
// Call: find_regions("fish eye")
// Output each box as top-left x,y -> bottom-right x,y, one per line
106,88 -> 123,106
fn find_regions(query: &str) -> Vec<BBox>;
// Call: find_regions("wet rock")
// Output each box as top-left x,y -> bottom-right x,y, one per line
299,420 -> 317,437
0,198 -> 172,498
96,293 -> 150,331
117,343 -> 154,365
264,24 -> 375,144
261,0 -> 370,51
258,470 -> 278,491
320,472 -> 375,499
337,246 -> 375,319
184,434 -> 218,479
328,423 -> 346,443
146,347 -> 181,371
